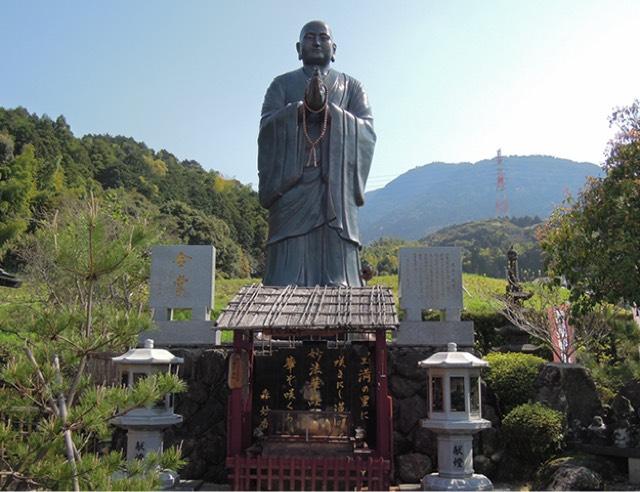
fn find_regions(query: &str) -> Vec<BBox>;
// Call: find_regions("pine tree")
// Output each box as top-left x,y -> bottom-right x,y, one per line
0,195 -> 185,490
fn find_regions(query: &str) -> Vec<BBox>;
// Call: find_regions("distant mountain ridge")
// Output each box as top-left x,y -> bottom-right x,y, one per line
360,155 -> 603,243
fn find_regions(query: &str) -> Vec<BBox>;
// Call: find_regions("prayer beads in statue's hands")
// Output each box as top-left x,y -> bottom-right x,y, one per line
304,67 -> 327,112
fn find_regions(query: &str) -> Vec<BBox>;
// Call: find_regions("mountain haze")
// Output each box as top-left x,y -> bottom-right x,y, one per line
360,155 -> 603,243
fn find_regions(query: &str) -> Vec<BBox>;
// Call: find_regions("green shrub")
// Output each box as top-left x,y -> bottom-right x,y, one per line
578,315 -> 640,397
502,403 -> 565,471
484,352 -> 545,414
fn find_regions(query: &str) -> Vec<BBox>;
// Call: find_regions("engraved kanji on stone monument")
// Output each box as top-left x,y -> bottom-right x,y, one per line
399,247 -> 463,322
141,245 -> 219,346
396,247 -> 473,346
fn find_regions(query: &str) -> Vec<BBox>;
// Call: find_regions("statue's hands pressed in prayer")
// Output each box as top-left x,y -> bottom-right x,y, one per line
304,67 -> 327,112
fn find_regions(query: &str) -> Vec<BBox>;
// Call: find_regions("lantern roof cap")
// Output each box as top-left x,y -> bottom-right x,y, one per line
112,339 -> 184,365
418,342 -> 488,368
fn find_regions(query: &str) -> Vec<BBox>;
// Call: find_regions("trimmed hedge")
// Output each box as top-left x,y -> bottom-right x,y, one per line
502,403 -> 565,470
484,352 -> 545,414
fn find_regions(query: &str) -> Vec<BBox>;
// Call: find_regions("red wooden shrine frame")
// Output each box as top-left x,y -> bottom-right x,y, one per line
226,329 -> 393,491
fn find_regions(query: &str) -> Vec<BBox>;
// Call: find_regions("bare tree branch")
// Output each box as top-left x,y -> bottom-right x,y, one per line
495,290 -> 613,362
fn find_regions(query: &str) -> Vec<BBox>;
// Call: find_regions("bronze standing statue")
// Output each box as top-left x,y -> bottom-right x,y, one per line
258,20 -> 376,287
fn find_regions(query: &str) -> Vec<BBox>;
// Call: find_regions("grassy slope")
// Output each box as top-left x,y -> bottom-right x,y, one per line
2,274 -> 508,343
367,273 -> 506,317
216,273 -> 507,318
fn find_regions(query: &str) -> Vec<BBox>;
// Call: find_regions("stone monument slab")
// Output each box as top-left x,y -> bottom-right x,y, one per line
396,247 -> 473,346
399,247 -> 463,321
140,245 -> 219,346
396,321 -> 474,347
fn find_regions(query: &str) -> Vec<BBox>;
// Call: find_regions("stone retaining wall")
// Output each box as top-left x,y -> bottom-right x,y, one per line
163,348 -> 229,483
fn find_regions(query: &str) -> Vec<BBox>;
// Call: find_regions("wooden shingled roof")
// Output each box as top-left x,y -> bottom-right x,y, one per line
215,284 -> 398,332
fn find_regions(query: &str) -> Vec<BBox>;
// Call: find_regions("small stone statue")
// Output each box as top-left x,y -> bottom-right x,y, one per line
505,246 -> 532,304
610,394 -> 635,423
361,262 -> 374,283
587,416 -> 608,445
354,426 -> 367,449
567,418 -> 586,442
613,418 -> 631,448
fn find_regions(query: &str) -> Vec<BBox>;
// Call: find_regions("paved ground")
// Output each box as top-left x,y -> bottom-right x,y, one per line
187,478 -> 638,490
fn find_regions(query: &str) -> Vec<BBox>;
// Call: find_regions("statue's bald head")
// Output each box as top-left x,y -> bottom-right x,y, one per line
299,20 -> 333,42
296,20 -> 337,67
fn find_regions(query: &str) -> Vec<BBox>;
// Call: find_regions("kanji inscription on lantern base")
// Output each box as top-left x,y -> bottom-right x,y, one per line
141,245 -> 219,346
395,247 -> 473,346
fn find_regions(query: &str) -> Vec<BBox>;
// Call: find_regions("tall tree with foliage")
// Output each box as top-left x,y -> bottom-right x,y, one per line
361,237 -> 418,275
161,200 -> 251,278
0,196 -> 185,490
0,143 -> 37,255
539,100 -> 640,309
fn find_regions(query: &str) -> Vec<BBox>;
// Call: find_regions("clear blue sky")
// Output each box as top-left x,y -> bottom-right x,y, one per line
2,0 -> 639,190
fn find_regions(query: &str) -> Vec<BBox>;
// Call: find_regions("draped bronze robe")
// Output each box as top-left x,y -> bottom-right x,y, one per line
258,67 -> 376,287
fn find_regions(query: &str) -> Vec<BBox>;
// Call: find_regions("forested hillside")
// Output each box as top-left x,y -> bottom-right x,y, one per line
0,107 -> 267,277
362,217 -> 543,279
422,216 -> 543,279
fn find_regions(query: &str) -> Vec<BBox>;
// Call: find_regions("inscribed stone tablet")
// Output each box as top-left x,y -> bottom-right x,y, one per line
149,245 -> 215,311
399,247 -> 463,313
394,320 -> 474,346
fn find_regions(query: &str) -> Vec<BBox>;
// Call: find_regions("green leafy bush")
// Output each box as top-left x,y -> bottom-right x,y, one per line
578,315 -> 640,398
502,403 -> 564,472
484,352 -> 545,414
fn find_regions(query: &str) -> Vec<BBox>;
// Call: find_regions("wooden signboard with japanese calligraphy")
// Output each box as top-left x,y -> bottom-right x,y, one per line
228,351 -> 248,390
252,343 -> 377,444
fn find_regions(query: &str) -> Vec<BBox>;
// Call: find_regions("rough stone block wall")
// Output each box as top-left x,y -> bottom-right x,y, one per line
163,348 -> 229,483
388,346 -> 436,483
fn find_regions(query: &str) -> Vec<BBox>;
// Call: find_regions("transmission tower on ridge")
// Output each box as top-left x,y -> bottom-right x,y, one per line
495,148 -> 509,217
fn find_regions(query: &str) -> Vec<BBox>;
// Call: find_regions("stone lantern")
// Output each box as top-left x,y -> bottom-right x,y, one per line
111,339 -> 183,474
418,342 -> 493,491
